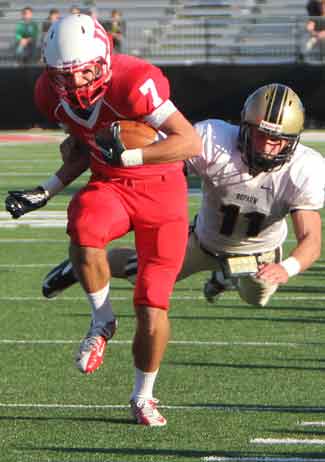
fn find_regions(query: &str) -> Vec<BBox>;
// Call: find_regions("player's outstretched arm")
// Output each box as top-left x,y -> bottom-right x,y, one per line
256,209 -> 321,284
287,209 -> 322,272
5,136 -> 90,219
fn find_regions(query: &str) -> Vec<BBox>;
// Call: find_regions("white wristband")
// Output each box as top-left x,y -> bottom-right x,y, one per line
41,175 -> 65,198
279,256 -> 301,277
121,148 -> 144,167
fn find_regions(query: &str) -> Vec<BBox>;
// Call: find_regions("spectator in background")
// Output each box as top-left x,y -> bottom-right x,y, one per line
104,9 -> 126,53
41,9 -> 60,46
305,0 -> 325,57
15,6 -> 39,64
70,5 -> 81,15
83,6 -> 98,21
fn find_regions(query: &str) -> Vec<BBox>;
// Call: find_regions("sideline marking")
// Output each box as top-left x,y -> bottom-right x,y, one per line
251,438 -> 325,445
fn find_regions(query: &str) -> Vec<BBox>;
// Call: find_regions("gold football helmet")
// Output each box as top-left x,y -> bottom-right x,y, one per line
239,83 -> 305,174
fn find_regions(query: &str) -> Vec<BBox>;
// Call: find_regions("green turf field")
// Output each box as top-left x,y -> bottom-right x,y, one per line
0,138 -> 325,462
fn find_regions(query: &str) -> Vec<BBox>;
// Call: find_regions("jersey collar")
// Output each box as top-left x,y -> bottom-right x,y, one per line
60,98 -> 103,129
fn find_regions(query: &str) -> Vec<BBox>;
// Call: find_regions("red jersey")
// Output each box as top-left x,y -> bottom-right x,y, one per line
34,54 -> 182,177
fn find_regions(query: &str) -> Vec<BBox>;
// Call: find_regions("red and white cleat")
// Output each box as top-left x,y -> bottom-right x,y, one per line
130,398 -> 167,427
76,319 -> 117,374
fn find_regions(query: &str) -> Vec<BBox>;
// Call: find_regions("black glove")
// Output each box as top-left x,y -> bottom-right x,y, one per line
95,122 -> 125,166
5,187 -> 49,219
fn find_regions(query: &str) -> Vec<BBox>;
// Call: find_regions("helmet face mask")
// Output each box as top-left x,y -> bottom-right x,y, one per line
47,58 -> 110,108
239,84 -> 305,175
43,14 -> 111,109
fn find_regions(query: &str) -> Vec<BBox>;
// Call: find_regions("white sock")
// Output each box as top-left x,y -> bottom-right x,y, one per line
86,283 -> 115,326
130,368 -> 159,401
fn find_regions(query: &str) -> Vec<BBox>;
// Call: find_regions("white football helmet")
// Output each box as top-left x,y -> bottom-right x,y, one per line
43,14 -> 111,108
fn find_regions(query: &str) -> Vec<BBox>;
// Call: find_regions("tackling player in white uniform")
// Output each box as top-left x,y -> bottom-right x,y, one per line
42,83 -> 325,306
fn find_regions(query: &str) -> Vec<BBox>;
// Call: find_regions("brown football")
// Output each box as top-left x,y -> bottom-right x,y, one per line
115,120 -> 159,149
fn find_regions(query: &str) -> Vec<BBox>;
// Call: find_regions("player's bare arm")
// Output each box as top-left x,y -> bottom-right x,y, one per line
289,209 -> 322,270
256,209 -> 321,284
60,134 -> 90,165
141,111 -> 202,163
56,136 -> 90,184
54,152 -> 89,186
97,113 -> 202,167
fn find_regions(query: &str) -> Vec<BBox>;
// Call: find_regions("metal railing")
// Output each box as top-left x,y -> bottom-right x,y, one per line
1,15 -> 325,66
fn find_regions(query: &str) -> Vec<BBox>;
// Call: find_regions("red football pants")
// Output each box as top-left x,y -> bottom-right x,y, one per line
67,170 -> 188,309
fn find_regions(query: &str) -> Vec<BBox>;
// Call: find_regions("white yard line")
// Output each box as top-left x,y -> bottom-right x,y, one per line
203,457 -> 325,462
299,421 -> 325,427
0,403 -> 240,410
0,403 -> 242,409
0,403 -> 129,409
0,403 -> 323,412
0,262 -> 318,270
0,210 -> 298,239
0,212 -> 67,227
0,160 -> 60,163
0,264 -> 64,267
0,339 -> 303,347
0,238 -> 132,243
0,173 -> 56,176
0,212 -> 65,218
251,438 -> 325,445
0,222 -> 67,228
0,238 -> 295,244
0,241 -> 68,244
0,295 -> 325,302
1,403 -> 325,416
0,296 -> 129,301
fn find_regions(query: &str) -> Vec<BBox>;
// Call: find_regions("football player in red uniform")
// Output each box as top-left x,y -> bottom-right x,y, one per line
5,14 -> 201,426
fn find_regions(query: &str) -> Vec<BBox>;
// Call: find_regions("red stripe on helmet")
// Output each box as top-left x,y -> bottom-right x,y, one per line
93,20 -> 110,60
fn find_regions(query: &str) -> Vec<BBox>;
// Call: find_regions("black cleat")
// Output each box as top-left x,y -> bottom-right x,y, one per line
203,274 -> 226,303
203,271 -> 235,303
42,259 -> 78,298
